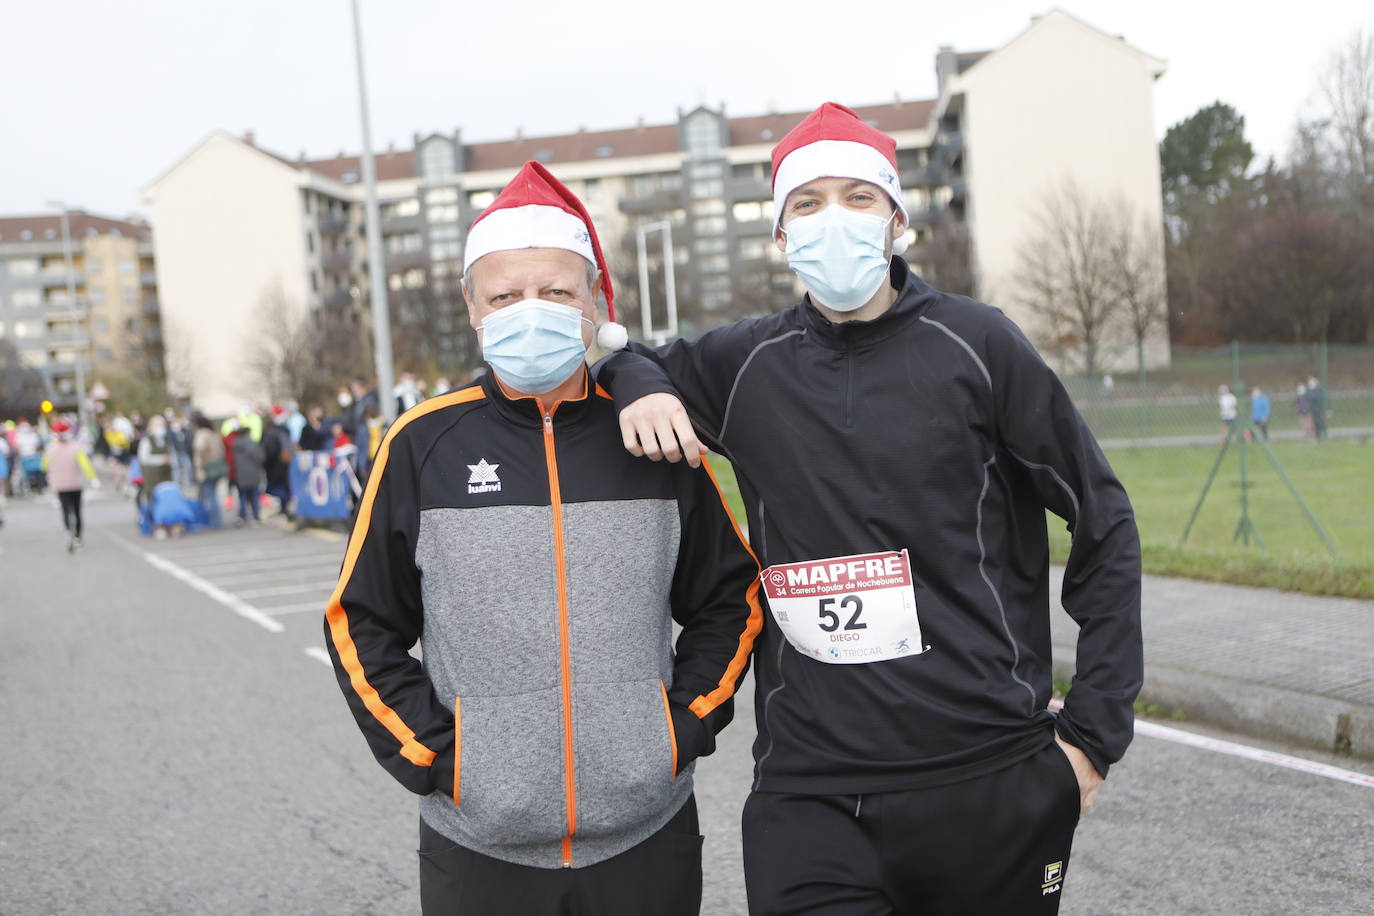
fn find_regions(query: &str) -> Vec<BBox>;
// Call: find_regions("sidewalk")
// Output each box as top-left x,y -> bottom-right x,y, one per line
1049,567 -> 1374,759
1096,425 -> 1374,449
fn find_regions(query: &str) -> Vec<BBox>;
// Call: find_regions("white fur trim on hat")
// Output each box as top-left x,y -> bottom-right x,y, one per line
772,139 -> 908,253
463,204 -> 597,273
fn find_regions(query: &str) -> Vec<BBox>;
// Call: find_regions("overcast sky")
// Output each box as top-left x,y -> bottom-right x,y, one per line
1,0 -> 1367,221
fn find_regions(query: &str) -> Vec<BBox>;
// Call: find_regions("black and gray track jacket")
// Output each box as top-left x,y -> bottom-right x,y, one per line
324,370 -> 762,868
597,257 -> 1142,794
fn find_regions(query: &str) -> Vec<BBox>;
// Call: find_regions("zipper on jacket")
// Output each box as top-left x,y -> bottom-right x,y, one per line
843,348 -> 856,429
541,406 -> 578,868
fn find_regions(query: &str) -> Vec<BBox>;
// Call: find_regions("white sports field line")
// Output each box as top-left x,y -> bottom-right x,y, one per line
1047,698 -> 1373,788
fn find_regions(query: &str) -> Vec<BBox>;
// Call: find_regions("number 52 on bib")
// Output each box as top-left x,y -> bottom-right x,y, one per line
759,550 -> 927,665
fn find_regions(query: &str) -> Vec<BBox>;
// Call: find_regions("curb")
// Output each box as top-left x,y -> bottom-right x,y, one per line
1052,646 -> 1374,760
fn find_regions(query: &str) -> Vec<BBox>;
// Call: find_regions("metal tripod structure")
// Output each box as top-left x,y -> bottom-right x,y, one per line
1180,418 -> 1339,557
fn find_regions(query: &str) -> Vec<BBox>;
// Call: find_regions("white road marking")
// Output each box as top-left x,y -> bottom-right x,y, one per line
304,647 -> 333,667
237,581 -> 340,599
259,601 -> 332,616
134,547 -> 284,634
1048,699 -> 1374,788
177,553 -> 339,573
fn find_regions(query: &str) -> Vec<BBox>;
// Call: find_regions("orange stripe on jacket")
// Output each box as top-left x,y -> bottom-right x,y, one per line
325,387 -> 487,768
688,460 -> 765,719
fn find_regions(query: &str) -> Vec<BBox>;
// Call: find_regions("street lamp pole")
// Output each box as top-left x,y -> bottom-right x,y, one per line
349,0 -> 396,423
47,202 -> 91,432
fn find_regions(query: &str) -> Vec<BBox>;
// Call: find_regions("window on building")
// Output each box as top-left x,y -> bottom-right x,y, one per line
694,237 -> 727,255
19,230 -> 33,240
303,194 -> 314,214
125,316 -> 139,331
583,178 -> 601,200
44,229 -> 57,240
701,275 -> 731,293
122,288 -> 138,303
428,204 -> 460,223
699,254 -> 729,273
426,187 -> 459,205
684,111 -> 722,159
419,137 -> 457,182
117,259 -> 135,273
595,145 -> 614,157
10,288 -> 40,308
385,233 -> 422,254
342,170 -> 359,183
383,198 -> 421,219
7,258 -> 38,277
469,190 -> 496,209
11,319 -> 42,337
430,224 -> 461,242
306,231 -> 315,253
691,179 -> 724,199
89,290 -> 105,304
430,241 -> 461,261
388,273 -> 403,292
534,149 -> 554,163
97,347 -> 114,362
732,201 -> 765,222
661,172 -> 683,190
93,317 -> 108,333
732,163 -> 764,181
692,198 -> 725,216
311,271 -> 319,292
404,268 -> 426,289
85,257 -> 102,273
737,238 -> 769,260
694,216 -> 726,235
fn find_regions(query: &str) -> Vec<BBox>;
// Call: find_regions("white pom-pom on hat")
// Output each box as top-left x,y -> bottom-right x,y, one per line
596,322 -> 628,352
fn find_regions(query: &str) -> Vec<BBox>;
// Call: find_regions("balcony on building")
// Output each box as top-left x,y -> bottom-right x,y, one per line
318,214 -> 349,235
142,299 -> 161,316
40,267 -> 74,287
322,249 -> 353,273
619,188 -> 685,216
324,288 -> 354,309
140,270 -> 157,286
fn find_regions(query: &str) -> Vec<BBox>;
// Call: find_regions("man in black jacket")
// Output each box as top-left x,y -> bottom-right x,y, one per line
325,162 -> 761,916
599,102 -> 1142,915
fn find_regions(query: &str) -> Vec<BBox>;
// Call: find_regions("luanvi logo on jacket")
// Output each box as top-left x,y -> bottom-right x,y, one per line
467,459 -> 501,493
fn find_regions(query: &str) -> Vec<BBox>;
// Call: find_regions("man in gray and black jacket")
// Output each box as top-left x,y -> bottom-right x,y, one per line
325,162 -> 762,916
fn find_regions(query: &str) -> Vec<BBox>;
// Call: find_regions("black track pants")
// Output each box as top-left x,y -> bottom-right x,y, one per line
742,740 -> 1082,915
58,489 -> 83,538
418,795 -> 703,916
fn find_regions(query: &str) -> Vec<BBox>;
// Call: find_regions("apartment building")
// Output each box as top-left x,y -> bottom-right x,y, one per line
0,212 -> 162,414
144,8 -> 1168,412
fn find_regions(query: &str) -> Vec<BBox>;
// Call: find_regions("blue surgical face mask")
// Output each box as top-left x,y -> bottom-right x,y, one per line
480,299 -> 591,395
782,206 -> 895,311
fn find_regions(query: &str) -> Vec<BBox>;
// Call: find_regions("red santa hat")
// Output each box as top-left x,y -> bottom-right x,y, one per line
464,160 -> 616,323
771,102 -> 908,253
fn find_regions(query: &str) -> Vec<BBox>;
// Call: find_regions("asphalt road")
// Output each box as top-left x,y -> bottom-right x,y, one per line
1,493 -> 1371,915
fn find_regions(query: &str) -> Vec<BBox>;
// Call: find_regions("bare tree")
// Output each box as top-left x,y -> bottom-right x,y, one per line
249,284 -> 317,404
1107,205 -> 1167,376
918,212 -> 976,297
1319,27 -> 1374,223
160,313 -> 199,404
1014,181 -> 1126,377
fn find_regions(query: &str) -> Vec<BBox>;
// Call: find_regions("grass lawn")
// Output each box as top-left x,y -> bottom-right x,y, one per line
1056,440 -> 1374,599
709,440 -> 1374,599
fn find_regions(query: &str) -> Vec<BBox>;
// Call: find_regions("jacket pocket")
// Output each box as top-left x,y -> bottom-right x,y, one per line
660,680 -> 678,780
451,697 -> 462,807
453,687 -> 566,848
572,678 -> 679,842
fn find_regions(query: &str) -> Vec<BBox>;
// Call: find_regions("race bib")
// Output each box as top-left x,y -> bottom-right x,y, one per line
760,550 -> 928,665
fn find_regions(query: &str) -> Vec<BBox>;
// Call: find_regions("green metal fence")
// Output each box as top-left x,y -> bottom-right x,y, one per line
1059,342 -> 1374,446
